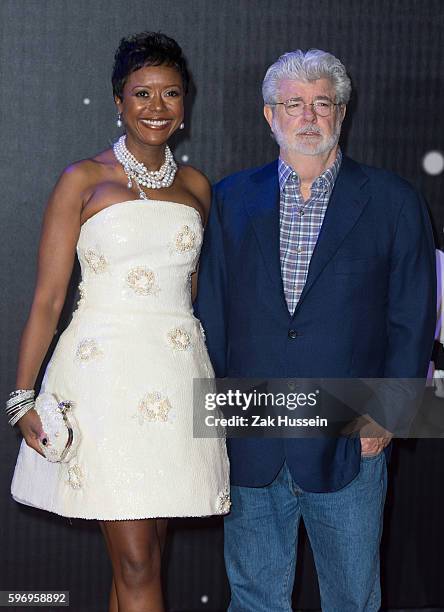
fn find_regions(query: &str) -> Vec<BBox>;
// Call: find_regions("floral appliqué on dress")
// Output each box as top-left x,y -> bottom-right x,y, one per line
67,464 -> 83,490
217,487 -> 231,513
72,282 -> 87,317
77,282 -> 86,305
126,267 -> 160,296
167,328 -> 191,350
175,225 -> 197,253
75,338 -> 102,362
135,392 -> 172,424
84,249 -> 108,273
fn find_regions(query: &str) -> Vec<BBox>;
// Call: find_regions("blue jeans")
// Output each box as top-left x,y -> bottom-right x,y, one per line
224,453 -> 387,612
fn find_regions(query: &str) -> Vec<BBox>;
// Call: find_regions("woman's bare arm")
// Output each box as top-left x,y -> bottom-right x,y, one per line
14,163 -> 88,453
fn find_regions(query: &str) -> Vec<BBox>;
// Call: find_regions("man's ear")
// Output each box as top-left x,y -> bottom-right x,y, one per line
264,105 -> 274,130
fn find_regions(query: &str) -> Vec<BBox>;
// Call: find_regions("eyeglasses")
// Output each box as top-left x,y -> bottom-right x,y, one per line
269,98 -> 341,117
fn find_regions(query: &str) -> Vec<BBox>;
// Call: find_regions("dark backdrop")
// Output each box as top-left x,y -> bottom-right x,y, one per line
1,1 -> 443,611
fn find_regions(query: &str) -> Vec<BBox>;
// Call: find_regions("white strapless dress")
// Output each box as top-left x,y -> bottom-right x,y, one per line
11,200 -> 230,520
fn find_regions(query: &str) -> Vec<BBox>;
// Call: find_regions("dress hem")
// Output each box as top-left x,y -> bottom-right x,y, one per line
12,495 -> 228,521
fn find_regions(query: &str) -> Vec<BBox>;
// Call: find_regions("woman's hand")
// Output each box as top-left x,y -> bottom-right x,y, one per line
17,409 -> 46,457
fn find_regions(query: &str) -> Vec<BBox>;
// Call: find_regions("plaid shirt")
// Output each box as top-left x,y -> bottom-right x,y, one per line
278,149 -> 342,314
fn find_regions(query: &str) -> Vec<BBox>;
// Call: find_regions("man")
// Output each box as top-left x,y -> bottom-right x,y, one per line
195,49 -> 435,611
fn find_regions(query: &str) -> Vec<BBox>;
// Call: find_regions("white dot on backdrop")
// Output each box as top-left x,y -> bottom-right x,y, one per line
83,98 -> 91,105
181,154 -> 189,162
422,151 -> 444,176
200,595 -> 209,604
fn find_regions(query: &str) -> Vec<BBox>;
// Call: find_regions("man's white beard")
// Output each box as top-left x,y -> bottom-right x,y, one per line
272,115 -> 342,157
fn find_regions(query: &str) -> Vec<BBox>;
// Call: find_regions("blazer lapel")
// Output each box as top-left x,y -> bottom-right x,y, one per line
243,161 -> 289,316
294,157 -> 371,314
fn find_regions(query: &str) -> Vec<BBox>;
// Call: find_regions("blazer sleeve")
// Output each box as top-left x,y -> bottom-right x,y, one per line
194,184 -> 228,378
384,190 -> 436,378
369,189 -> 436,435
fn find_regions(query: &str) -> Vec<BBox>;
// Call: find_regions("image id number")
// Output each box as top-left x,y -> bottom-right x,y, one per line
0,591 -> 69,607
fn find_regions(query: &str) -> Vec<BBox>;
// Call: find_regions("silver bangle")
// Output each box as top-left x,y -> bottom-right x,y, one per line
9,403 -> 34,427
6,391 -> 34,404
7,390 -> 34,406
6,389 -> 35,426
9,389 -> 34,399
6,398 -> 34,416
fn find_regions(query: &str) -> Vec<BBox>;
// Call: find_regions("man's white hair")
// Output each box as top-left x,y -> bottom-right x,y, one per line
262,49 -> 351,105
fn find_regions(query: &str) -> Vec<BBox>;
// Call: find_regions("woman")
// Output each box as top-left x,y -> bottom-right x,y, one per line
9,32 -> 229,612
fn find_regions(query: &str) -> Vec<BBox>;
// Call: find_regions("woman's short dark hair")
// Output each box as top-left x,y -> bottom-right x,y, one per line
112,31 -> 190,99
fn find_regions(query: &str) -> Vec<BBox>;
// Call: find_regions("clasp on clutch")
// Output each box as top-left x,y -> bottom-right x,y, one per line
57,400 -> 73,415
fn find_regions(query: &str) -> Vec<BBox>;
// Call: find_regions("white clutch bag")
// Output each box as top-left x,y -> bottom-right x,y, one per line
34,393 -> 81,463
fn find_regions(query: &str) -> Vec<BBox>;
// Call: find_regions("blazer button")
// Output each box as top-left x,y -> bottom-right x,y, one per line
288,329 -> 299,339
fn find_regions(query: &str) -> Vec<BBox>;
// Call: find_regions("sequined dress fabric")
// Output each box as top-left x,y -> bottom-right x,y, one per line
11,200 -> 230,520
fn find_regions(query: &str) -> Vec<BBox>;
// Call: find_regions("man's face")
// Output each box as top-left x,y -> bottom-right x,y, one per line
264,78 -> 346,157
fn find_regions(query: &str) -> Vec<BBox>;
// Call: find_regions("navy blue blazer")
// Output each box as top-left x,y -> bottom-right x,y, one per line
195,156 -> 436,492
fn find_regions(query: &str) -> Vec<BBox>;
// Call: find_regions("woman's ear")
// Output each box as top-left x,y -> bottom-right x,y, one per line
114,95 -> 123,113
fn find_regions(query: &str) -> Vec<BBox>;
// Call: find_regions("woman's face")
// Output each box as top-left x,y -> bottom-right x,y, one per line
115,64 -> 184,148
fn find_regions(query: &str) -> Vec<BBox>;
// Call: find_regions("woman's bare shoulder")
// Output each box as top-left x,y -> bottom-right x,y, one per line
67,148 -> 116,177
55,148 -> 116,200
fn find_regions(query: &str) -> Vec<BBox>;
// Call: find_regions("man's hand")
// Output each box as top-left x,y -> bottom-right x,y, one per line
342,414 -> 393,456
359,415 -> 392,456
360,435 -> 391,456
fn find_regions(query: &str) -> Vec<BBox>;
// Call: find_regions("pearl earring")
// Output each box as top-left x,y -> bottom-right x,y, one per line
179,122 -> 185,130
116,113 -> 123,128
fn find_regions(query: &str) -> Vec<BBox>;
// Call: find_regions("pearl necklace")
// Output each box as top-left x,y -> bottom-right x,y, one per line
113,135 -> 177,200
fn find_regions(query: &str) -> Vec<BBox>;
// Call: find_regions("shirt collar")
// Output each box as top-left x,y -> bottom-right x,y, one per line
278,148 -> 342,196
